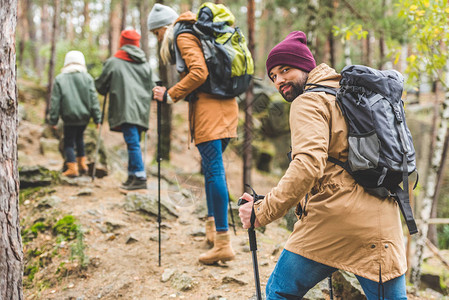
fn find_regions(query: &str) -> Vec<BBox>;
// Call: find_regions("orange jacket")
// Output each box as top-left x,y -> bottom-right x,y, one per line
167,12 -> 238,145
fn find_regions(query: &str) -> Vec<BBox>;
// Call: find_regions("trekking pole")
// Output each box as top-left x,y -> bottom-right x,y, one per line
155,81 -> 163,267
328,275 -> 333,300
228,194 -> 236,235
142,130 -> 148,167
225,178 -> 236,235
92,93 -> 107,182
238,184 -> 263,300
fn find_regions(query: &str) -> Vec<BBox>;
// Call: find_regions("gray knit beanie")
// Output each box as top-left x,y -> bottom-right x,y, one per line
147,4 -> 179,31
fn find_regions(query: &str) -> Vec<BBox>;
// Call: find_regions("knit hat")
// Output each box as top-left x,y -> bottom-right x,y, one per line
266,31 -> 316,76
147,3 -> 179,31
63,50 -> 86,67
119,30 -> 141,48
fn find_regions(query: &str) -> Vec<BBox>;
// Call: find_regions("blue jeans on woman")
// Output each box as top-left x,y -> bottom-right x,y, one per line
121,123 -> 146,179
64,125 -> 87,162
196,138 -> 230,232
266,249 -> 407,300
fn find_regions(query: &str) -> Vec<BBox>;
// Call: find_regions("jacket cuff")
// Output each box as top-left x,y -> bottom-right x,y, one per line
254,199 -> 271,226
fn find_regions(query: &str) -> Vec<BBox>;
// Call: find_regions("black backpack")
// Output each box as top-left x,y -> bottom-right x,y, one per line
172,3 -> 254,99
305,65 -> 418,235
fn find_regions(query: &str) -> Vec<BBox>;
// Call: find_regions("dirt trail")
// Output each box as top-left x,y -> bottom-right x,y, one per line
21,99 -> 290,300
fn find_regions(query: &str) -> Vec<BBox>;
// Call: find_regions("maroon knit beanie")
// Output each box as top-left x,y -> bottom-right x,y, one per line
266,31 -> 316,77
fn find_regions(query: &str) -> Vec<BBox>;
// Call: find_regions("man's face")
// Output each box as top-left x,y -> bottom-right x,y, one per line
269,65 -> 308,102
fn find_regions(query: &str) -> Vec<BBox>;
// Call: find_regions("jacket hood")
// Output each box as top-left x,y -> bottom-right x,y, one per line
305,63 -> 341,89
120,45 -> 147,63
174,11 -> 197,25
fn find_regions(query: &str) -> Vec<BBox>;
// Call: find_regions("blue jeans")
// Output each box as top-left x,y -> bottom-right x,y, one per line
64,125 -> 87,162
266,250 -> 407,300
196,139 -> 230,232
122,124 -> 146,178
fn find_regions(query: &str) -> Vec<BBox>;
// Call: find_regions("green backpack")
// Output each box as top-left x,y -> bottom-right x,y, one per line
173,2 -> 254,98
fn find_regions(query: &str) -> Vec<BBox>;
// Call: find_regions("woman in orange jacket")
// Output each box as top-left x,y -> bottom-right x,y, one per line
148,4 -> 238,265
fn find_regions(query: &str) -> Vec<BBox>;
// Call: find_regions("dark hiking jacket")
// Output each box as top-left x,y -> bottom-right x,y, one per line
95,45 -> 154,131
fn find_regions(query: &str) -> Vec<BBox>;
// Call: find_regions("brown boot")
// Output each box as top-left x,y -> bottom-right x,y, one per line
77,156 -> 88,175
198,231 -> 235,265
205,217 -> 216,247
62,162 -> 79,177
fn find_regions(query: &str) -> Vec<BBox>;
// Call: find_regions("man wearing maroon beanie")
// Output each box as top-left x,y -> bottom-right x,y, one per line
96,29 -> 155,192
239,31 -> 407,299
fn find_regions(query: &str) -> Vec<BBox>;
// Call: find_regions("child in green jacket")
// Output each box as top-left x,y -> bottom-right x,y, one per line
48,50 -> 102,177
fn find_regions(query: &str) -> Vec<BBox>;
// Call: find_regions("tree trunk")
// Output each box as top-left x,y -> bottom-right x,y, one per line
45,0 -> 60,121
121,0 -> 128,31
428,129 -> 449,245
26,0 -> 39,75
0,1 -> 23,299
139,0 -> 150,59
243,0 -> 255,193
306,0 -> 319,55
82,0 -> 91,41
410,62 -> 449,286
41,1 -> 50,44
108,0 -> 121,57
17,0 -> 28,65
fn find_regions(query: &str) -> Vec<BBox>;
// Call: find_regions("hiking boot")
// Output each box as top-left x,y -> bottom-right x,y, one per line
120,175 -> 136,189
121,176 -> 147,191
77,156 -> 89,175
198,231 -> 235,265
205,217 -> 216,247
62,162 -> 79,177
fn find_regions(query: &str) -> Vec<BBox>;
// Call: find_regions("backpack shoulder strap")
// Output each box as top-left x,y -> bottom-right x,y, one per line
304,83 -> 338,96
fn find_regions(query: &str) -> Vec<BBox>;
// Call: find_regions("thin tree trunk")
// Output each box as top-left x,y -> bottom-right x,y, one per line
0,1 -> 23,299
108,0 -> 121,57
17,0 -> 28,65
45,0 -> 60,121
82,0 -> 90,41
153,0 -> 172,161
428,128 -> 449,245
306,0 -> 319,55
410,62 -> 449,286
139,0 -> 150,59
344,41 -> 352,66
26,0 -> 39,74
243,0 -> 255,192
121,0 -> 128,31
41,1 -> 50,44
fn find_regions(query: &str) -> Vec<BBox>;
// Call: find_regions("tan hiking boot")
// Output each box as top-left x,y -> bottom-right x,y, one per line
198,231 -> 235,265
62,162 -> 79,177
77,156 -> 88,174
205,217 -> 216,247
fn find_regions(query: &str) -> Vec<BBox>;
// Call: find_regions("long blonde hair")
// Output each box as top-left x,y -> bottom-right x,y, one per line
160,24 -> 175,65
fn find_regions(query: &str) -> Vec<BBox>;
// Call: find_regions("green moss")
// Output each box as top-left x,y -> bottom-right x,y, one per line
30,222 -> 47,235
24,263 -> 39,281
27,248 -> 43,258
19,186 -> 56,204
52,215 -> 79,240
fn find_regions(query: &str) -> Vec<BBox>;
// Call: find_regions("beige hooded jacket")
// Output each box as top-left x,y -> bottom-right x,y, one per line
254,63 -> 407,282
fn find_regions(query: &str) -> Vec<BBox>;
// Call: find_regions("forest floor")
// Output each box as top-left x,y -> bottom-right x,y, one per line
18,85 -> 291,300
17,80 -> 447,300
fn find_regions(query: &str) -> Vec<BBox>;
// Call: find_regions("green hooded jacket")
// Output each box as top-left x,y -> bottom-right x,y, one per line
48,72 -> 102,126
95,45 -> 155,131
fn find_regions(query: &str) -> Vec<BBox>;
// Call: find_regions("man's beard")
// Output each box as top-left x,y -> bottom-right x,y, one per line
279,81 -> 304,102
